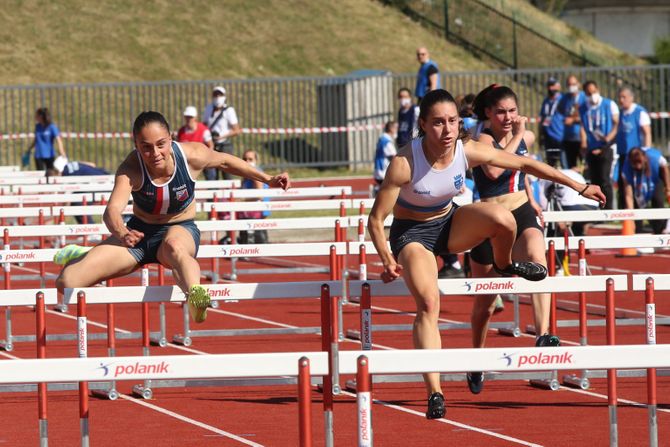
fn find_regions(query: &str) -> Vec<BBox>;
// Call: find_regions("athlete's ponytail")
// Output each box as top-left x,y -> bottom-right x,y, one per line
132,111 -> 171,137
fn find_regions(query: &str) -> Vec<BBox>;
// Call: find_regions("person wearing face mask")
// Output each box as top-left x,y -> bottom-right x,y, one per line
579,80 -> 619,209
557,75 -> 587,168
539,77 -> 567,168
621,147 -> 669,234
176,106 -> 214,151
415,47 -> 440,103
373,121 -> 399,191
202,86 -> 242,180
397,87 -> 419,148
616,86 -> 652,207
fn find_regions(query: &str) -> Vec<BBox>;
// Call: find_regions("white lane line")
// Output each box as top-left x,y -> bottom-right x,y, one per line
340,390 -> 543,447
0,351 -> 20,359
47,309 -> 132,334
117,394 -> 264,446
208,308 -> 297,329
563,387 -> 670,414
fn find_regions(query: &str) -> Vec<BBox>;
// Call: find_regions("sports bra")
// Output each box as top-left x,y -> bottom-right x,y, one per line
396,137 -> 469,212
472,129 -> 528,199
132,142 -> 196,215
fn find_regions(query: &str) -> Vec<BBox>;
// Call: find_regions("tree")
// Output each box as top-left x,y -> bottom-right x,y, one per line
654,36 -> 670,64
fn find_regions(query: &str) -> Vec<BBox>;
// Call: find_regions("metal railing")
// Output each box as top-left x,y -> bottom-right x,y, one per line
1,65 -> 668,171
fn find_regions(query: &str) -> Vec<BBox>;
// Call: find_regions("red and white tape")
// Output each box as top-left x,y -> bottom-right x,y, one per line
1,112 -> 668,140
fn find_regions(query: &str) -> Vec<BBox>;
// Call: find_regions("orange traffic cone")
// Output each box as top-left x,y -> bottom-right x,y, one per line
619,219 -> 638,257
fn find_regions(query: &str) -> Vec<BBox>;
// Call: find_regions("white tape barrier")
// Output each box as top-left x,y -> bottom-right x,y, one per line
0,289 -> 57,306
0,242 -> 347,264
632,273 -> 670,290
63,281 -> 343,305
349,275 -> 626,297
339,345 -> 670,375
0,352 -> 329,384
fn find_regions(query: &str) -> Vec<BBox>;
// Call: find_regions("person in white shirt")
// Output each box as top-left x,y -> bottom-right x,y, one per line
202,86 -> 242,180
542,167 -> 599,237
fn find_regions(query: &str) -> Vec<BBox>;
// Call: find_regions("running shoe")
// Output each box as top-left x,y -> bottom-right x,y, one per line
425,392 -> 446,419
493,261 -> 547,282
187,285 -> 211,323
53,244 -> 90,265
536,334 -> 561,347
493,295 -> 505,313
438,265 -> 465,279
466,372 -> 484,394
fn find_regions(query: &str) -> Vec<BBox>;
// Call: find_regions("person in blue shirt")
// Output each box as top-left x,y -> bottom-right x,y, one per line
26,108 -> 66,171
373,121 -> 398,192
580,80 -> 619,209
396,88 -> 418,148
622,147 -> 670,234
557,75 -> 587,168
415,47 -> 440,102
616,86 -> 653,207
539,77 -> 566,168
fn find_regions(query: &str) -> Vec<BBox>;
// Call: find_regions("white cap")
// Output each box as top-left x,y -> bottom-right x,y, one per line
183,106 -> 198,117
212,85 -> 226,95
53,156 -> 68,173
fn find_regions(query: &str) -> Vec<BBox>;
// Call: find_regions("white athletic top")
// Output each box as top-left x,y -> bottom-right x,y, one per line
396,138 -> 469,212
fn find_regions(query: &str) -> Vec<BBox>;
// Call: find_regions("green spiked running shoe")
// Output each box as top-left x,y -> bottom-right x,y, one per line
53,244 -> 91,265
187,285 -> 210,323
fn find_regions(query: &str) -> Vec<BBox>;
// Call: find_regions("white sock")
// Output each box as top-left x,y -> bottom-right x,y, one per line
450,261 -> 462,269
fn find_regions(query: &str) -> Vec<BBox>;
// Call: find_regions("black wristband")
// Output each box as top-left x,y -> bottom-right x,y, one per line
578,183 -> 590,196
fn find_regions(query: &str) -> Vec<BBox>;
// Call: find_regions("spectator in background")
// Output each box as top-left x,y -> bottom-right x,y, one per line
373,121 -> 398,195
397,88 -> 418,148
616,86 -> 652,206
415,47 -> 439,103
238,150 -> 270,244
49,156 -> 110,226
580,80 -> 619,209
25,107 -> 66,171
203,86 -> 242,180
621,147 -> 669,234
539,77 -> 566,168
176,106 -> 214,159
557,75 -> 587,168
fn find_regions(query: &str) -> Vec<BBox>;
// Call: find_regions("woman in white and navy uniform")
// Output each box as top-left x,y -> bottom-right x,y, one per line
368,89 -> 605,420
467,85 -> 559,398
56,111 -> 290,323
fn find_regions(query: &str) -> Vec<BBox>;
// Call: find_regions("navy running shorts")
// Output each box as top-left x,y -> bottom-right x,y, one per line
125,217 -> 201,265
389,204 -> 458,258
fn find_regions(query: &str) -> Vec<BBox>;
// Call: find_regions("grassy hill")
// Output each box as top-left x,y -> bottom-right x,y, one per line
0,0 -> 490,85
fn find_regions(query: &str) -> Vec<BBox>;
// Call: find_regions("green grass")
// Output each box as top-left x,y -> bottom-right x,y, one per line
0,0 -> 490,85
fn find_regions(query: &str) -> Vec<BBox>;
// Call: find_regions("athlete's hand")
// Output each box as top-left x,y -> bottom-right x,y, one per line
268,172 -> 290,190
121,229 -> 144,247
380,262 -> 403,283
579,183 -> 606,208
531,201 -> 545,227
511,116 -> 528,136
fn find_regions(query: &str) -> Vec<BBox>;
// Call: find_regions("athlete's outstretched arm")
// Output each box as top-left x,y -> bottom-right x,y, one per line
183,142 -> 289,190
368,155 -> 410,283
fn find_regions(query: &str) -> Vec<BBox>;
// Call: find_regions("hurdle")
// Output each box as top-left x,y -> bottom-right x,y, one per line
343,341 -> 670,447
346,275 -> 627,390
0,351 -> 328,447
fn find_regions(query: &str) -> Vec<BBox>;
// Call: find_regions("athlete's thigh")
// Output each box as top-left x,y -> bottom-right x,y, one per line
447,202 -> 513,254
156,225 -> 197,265
63,240 -> 139,286
397,242 -> 439,307
513,227 -> 547,265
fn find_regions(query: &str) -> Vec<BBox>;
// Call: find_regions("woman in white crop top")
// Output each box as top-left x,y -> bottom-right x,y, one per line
368,89 -> 605,420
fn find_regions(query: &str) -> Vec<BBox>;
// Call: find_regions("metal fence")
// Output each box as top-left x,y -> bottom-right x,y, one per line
1,64 -> 669,172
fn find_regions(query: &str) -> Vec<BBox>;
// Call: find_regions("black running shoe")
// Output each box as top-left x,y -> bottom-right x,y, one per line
438,265 -> 465,279
426,392 -> 446,419
494,261 -> 547,282
536,334 -> 561,347
466,372 -> 484,395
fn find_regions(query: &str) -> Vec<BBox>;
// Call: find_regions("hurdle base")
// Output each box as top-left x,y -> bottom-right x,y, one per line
185,327 -> 322,338
0,340 -> 14,352
345,371 -> 557,390
497,327 -> 521,337
346,321 -> 520,340
150,335 -> 168,348
210,300 -> 220,309
562,373 -> 590,390
132,384 -> 153,400
529,377 -> 560,391
0,382 -> 112,393
91,387 -> 119,401
172,334 -> 192,346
